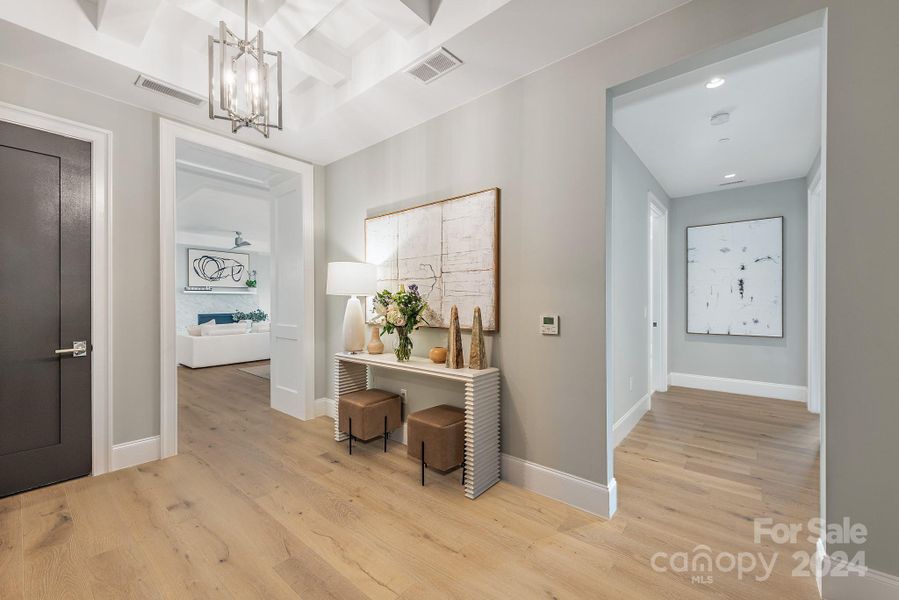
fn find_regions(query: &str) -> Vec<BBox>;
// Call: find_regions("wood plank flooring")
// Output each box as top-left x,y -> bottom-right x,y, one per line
0,365 -> 820,599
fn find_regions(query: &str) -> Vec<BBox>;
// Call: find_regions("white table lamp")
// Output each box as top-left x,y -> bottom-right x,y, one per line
327,262 -> 377,353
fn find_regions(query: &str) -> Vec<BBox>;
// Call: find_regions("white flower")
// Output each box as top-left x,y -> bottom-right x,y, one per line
375,303 -> 387,316
386,308 -> 406,327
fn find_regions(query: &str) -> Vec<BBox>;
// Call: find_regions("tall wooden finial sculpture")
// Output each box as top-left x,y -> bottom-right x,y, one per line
469,306 -> 487,369
446,305 -> 464,369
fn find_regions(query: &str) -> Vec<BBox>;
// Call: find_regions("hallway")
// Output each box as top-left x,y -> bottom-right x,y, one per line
0,366 -> 819,599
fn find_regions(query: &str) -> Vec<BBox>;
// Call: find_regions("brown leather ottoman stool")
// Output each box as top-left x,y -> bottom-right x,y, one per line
338,389 -> 402,455
407,404 -> 465,486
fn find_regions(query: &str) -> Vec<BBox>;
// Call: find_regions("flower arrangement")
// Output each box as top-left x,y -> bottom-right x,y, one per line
373,284 -> 432,361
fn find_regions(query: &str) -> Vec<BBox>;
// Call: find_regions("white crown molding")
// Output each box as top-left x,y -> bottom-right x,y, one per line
614,392 -> 650,447
669,372 -> 807,402
501,454 -> 617,519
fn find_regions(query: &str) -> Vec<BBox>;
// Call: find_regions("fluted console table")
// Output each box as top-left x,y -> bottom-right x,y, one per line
333,352 -> 500,499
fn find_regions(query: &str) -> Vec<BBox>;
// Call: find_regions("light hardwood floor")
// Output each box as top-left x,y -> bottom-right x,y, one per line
0,364 -> 820,599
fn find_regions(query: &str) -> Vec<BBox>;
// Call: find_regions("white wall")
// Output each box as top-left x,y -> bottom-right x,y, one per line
174,245 -> 271,333
609,128 -> 670,423
668,179 -> 808,386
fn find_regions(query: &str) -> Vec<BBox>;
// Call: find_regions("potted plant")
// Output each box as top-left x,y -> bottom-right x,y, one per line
232,309 -> 268,323
373,284 -> 432,361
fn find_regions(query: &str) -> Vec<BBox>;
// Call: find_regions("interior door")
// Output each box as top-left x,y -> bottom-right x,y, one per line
0,120 -> 92,497
649,202 -> 667,393
269,175 -> 308,420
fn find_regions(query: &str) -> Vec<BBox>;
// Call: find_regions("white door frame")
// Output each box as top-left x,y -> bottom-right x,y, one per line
807,171 -> 825,416
158,119 -> 315,459
0,101 -> 114,475
648,191 -> 668,394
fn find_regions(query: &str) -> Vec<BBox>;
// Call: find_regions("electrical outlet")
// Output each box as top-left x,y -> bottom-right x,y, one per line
628,376 -> 633,392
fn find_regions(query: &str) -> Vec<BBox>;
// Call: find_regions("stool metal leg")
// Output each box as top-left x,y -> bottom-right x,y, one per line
348,417 -> 353,455
383,415 -> 388,452
421,441 -> 426,486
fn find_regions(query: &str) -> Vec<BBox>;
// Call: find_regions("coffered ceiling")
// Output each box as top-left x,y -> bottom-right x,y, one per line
0,0 -> 689,164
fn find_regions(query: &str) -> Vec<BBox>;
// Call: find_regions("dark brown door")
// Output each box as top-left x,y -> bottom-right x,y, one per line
0,120 -> 92,497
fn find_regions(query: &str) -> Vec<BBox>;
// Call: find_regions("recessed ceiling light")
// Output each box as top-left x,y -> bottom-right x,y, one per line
724,173 -> 737,179
705,77 -> 726,89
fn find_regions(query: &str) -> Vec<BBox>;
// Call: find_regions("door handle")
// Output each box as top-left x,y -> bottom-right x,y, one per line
55,341 -> 87,357
653,322 -> 658,328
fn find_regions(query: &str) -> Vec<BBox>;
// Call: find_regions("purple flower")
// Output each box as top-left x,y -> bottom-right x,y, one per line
408,284 -> 418,292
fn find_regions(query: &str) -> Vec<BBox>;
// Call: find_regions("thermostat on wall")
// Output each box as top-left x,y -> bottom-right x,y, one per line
540,315 -> 559,335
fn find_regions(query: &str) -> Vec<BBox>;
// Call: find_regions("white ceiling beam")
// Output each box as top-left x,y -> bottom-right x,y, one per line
96,0 -> 164,45
400,0 -> 434,25
356,0 -> 430,38
294,30 -> 351,80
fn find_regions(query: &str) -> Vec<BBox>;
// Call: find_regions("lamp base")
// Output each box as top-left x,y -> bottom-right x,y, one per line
342,296 -> 366,352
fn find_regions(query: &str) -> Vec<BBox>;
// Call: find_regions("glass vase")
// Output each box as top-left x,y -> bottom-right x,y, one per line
394,328 -> 413,362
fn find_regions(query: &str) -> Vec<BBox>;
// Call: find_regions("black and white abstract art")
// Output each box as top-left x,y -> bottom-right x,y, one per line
187,248 -> 250,289
687,217 -> 783,337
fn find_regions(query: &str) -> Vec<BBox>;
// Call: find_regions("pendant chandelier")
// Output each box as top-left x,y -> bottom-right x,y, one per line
208,0 -> 283,137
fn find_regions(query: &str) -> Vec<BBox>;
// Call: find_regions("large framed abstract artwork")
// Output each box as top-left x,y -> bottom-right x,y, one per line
187,248 -> 250,289
686,216 -> 783,337
365,188 -> 500,331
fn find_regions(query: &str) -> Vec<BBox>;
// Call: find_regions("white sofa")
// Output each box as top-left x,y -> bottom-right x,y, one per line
177,331 -> 270,368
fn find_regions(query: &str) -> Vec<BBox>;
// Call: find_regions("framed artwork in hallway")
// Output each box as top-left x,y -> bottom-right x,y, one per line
364,188 -> 500,331
686,216 -> 783,337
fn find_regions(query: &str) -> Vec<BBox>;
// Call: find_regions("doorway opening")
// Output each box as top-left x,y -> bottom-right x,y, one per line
606,11 -> 827,597
159,120 -> 315,459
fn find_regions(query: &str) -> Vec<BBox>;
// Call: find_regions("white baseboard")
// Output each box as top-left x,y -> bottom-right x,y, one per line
668,372 -> 807,402
822,551 -> 899,600
315,397 -> 335,419
614,393 -> 650,446
501,454 -> 616,519
111,435 -> 161,471
816,537 -> 826,596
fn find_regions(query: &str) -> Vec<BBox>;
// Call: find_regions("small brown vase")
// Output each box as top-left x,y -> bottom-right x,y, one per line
429,346 -> 448,363
367,325 -> 384,354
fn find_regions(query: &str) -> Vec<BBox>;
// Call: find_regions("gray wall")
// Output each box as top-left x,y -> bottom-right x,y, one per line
0,63 -> 160,444
668,179 -> 807,386
324,78 -> 604,482
609,128 -> 670,422
324,0 -> 899,575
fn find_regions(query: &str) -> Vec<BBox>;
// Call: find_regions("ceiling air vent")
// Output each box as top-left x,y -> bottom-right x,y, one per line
719,179 -> 746,187
405,47 -> 462,84
134,75 -> 205,106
